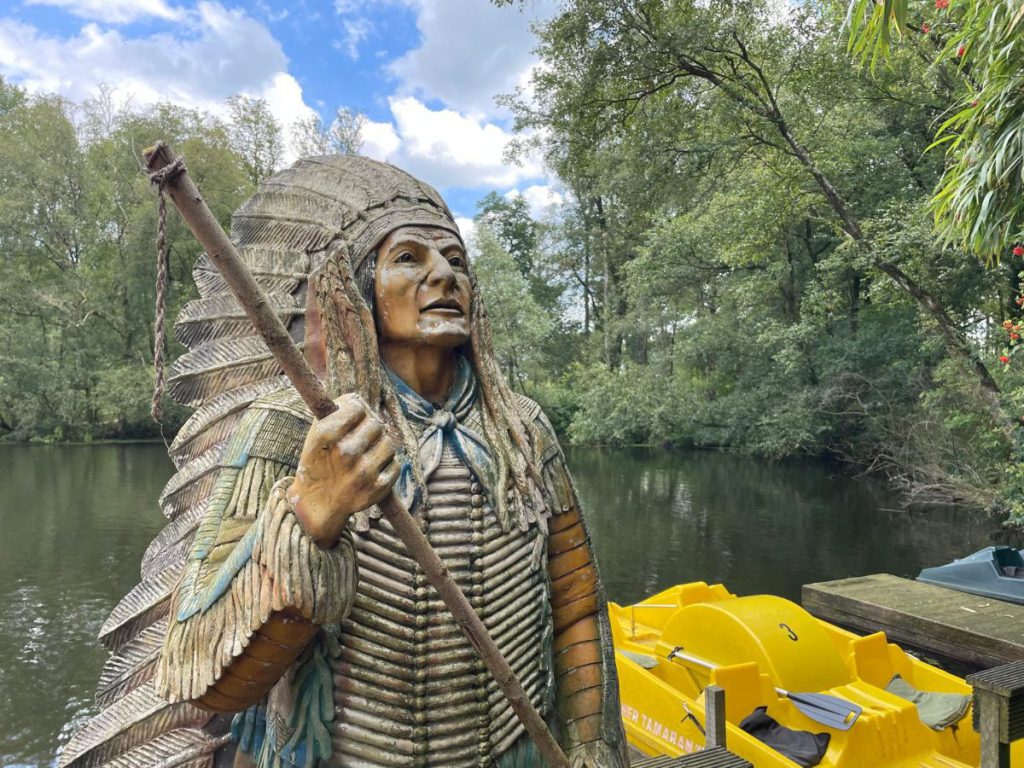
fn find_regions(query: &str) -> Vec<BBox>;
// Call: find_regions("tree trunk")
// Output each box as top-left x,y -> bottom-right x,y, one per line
769,109 -> 1010,432
595,196 -> 619,370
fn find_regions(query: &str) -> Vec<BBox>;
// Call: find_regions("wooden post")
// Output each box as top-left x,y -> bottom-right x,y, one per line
967,660 -> 1024,768
143,141 -> 570,768
705,685 -> 727,749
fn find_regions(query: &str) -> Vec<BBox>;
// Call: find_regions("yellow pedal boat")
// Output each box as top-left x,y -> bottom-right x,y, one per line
610,582 -> 1024,767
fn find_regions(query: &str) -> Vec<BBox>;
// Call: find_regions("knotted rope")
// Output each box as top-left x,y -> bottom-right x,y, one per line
148,151 -> 186,422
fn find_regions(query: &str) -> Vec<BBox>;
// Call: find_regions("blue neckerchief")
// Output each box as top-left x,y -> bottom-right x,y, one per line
386,356 -> 496,508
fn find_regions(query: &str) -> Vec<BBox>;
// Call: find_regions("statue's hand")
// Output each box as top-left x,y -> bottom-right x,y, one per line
288,393 -> 399,547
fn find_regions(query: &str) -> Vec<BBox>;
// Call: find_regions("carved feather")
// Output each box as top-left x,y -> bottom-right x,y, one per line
192,248 -> 309,299
99,728 -> 227,768
168,377 -> 289,469
230,183 -> 344,250
57,684 -> 211,768
97,563 -> 182,654
95,620 -> 166,707
167,337 -> 301,408
174,293 -> 303,349
141,501 -> 207,581
159,443 -> 228,522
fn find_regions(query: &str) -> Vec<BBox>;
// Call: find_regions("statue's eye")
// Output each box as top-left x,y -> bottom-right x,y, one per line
447,253 -> 466,269
395,250 -> 415,264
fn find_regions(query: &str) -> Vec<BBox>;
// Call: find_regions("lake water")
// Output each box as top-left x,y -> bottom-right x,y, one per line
0,444 -> 1011,767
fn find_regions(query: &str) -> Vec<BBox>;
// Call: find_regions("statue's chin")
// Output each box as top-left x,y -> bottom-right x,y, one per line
415,316 -> 471,348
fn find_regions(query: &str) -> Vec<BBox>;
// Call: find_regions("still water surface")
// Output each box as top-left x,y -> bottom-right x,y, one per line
0,444 -> 1011,766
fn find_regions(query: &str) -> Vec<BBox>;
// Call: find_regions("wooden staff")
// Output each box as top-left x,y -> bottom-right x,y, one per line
144,142 -> 569,768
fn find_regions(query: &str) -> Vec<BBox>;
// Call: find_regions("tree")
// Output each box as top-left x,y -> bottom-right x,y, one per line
846,0 -> 1024,260
226,94 -> 283,185
290,107 -> 366,158
0,84 -> 251,440
509,0 -> 1008,428
475,192 -> 539,276
471,224 -> 553,391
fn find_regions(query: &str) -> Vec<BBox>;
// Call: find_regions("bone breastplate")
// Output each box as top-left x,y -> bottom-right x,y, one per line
326,442 -> 551,767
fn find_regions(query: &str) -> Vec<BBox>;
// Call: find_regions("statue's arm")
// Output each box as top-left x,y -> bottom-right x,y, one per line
156,391 -> 396,714
157,472 -> 357,714
529,403 -> 629,767
549,507 -> 613,757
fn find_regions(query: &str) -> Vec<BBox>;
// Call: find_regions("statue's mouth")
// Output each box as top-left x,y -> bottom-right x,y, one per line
422,298 -> 464,316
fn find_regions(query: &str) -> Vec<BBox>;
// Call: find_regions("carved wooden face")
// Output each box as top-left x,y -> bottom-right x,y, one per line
373,225 -> 471,350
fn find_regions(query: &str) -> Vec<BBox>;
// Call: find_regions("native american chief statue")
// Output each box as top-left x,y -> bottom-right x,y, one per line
59,156 -> 628,768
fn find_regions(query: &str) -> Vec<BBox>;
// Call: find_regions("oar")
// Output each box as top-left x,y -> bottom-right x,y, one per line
667,647 -> 862,731
143,142 -> 570,768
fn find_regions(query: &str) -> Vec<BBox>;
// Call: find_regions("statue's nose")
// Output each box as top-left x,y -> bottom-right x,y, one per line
425,248 -> 457,287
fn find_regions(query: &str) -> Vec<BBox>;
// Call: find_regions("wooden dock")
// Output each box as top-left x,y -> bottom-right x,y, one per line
803,573 -> 1024,669
630,746 -> 751,767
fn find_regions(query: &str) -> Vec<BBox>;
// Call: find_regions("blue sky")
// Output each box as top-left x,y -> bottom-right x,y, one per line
0,0 -> 564,230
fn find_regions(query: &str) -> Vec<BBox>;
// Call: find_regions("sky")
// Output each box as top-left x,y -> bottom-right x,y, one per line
0,0 -> 566,234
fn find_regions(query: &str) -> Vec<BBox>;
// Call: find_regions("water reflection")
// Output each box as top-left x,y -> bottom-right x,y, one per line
0,445 -> 1010,766
567,448 -> 1010,605
0,445 -> 170,768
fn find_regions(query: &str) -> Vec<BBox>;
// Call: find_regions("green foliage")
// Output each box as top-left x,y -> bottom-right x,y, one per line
291,107 -> 366,157
846,0 -> 1024,259
226,94 -> 283,185
479,0 -> 1022,514
471,224 -> 554,391
845,0 -> 911,69
930,2 -> 1024,259
476,192 -> 539,277
567,363 -> 692,446
0,85 -> 254,441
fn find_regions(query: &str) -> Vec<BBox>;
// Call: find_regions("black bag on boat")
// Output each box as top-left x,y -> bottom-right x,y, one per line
739,706 -> 830,767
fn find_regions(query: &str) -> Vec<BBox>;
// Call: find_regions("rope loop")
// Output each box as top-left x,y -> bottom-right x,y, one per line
148,153 -> 187,189
149,153 -> 186,423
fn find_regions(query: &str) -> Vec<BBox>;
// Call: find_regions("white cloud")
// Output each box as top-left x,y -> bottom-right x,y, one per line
389,0 -> 557,117
1,3 -> 287,106
25,0 -> 184,24
361,118 -> 402,161
259,74 -> 318,163
507,184 -> 565,220
455,216 -> 476,250
335,17 -> 373,60
381,96 -> 541,188
2,0 -> 556,198
0,2 -> 318,160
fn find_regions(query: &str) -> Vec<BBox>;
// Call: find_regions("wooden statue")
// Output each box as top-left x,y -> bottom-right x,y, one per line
59,155 -> 628,768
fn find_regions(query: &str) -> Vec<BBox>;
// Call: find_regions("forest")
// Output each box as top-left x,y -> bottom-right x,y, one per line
3,0 -> 1024,520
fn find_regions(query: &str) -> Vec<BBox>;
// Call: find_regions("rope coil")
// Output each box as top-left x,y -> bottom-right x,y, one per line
148,152 -> 187,422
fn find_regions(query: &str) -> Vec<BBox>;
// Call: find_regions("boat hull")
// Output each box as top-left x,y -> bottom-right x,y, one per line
917,546 -> 1024,605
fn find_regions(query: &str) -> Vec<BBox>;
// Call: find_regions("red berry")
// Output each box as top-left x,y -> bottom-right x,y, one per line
1000,355 -> 1011,364
1013,245 -> 1024,256
958,45 -> 966,57
921,23 -> 931,34
936,0 -> 949,8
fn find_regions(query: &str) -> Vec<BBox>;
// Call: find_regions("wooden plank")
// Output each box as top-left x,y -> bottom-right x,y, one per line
705,685 -> 726,749
630,747 -> 751,767
802,574 -> 1024,669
